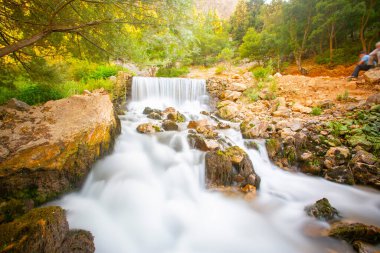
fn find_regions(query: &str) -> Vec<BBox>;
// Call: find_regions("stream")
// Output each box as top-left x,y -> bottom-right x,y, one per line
56,77 -> 380,253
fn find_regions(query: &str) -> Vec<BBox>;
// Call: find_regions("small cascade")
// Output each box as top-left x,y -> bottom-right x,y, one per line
131,77 -> 208,108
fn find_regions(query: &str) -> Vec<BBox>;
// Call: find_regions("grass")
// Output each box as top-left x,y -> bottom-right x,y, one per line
215,65 -> 226,75
0,60 -> 126,105
337,90 -> 350,101
311,106 -> 323,116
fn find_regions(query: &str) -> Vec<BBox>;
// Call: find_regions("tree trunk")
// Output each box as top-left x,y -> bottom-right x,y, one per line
329,24 -> 335,65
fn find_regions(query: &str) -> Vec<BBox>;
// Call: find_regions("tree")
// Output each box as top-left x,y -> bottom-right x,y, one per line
283,0 -> 317,72
0,0 -> 188,59
230,0 -> 250,43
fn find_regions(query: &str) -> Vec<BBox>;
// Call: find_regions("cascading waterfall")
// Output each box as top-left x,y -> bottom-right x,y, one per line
55,77 -> 380,253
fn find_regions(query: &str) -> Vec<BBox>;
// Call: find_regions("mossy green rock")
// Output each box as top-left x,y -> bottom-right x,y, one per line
329,222 -> 380,244
0,206 -> 95,253
305,198 -> 339,221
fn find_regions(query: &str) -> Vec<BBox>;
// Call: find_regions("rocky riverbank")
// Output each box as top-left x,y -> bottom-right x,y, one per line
0,90 -> 121,252
206,70 -> 380,190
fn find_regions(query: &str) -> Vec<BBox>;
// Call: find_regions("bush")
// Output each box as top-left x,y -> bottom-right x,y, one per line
215,65 -> 226,75
244,88 -> 260,102
156,67 -> 189,77
337,90 -> 350,101
311,106 -> 323,116
252,65 -> 273,81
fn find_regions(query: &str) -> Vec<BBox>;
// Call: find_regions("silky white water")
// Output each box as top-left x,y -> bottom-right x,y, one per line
56,77 -> 380,253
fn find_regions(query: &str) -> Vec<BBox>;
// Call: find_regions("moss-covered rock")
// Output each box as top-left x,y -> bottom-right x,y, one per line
305,198 -> 339,221
329,222 -> 380,244
205,146 -> 260,189
0,206 -> 95,253
0,91 -> 120,220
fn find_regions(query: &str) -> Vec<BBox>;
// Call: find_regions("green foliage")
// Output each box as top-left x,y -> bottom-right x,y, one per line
156,67 -> 189,77
252,65 -> 273,81
215,65 -> 226,75
337,90 -> 350,101
311,107 -> 323,116
244,88 -> 260,102
328,121 -> 349,136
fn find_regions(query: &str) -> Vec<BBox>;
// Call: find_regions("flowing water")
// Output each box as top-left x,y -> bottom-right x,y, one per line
56,77 -> 380,253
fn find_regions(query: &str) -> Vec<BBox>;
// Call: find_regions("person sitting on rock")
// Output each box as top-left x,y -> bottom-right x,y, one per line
348,51 -> 373,79
368,41 -> 380,67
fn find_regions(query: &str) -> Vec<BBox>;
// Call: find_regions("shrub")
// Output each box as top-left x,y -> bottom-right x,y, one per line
156,67 -> 189,77
252,65 -> 273,81
311,106 -> 323,116
337,90 -> 350,101
244,88 -> 260,102
215,65 -> 226,75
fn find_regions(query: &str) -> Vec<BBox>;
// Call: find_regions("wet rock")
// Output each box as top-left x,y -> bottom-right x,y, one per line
187,119 -> 209,129
143,107 -> 153,114
196,125 -> 218,139
266,139 -> 282,161
245,141 -> 259,150
0,206 -> 95,253
162,120 -> 179,131
292,102 -> 312,114
167,112 -> 185,123
187,134 -> 220,152
226,82 -> 247,92
205,146 -> 260,188
136,123 -> 161,134
217,102 -> 239,120
324,165 -> 355,185
163,107 -> 176,114
329,222 -> 380,244
350,150 -> 380,189
217,122 -> 231,129
353,241 -> 380,253
324,147 -> 351,169
147,112 -> 162,120
6,98 -> 30,111
240,120 -> 269,139
305,198 -> 339,221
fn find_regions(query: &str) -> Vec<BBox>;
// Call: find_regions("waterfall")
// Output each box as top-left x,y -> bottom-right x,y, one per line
131,77 -> 208,108
54,77 -> 380,253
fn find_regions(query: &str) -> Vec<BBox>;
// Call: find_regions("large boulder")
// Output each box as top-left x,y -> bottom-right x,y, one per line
364,68 -> 380,84
226,82 -> 247,92
162,120 -> 179,131
217,102 -> 239,120
366,93 -> 380,105
305,198 -> 339,221
329,222 -> 380,244
219,90 -> 242,101
205,146 -> 260,188
187,134 -> 220,152
349,149 -> 380,189
0,206 -> 95,253
324,147 -> 351,169
0,91 -> 120,216
240,120 -> 270,139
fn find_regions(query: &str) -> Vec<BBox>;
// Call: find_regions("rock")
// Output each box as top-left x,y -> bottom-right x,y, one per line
245,141 -> 259,150
6,98 -> 30,111
162,120 -> 179,131
187,119 -> 209,129
274,72 -> 282,78
275,97 -> 286,107
0,206 -> 95,253
136,123 -> 161,134
226,82 -> 247,92
318,100 -> 334,109
240,120 -> 269,139
364,68 -> 380,84
240,184 -> 256,193
324,147 -> 351,169
147,112 -> 162,120
0,145 -> 9,160
292,102 -> 312,114
196,125 -> 218,139
167,112 -> 185,123
300,152 -> 313,161
0,91 -> 120,214
163,107 -> 176,114
329,222 -> 380,244
272,106 -> 291,118
217,122 -> 231,129
219,90 -> 242,101
305,198 -> 339,221
143,107 -> 154,114
353,241 -> 380,253
366,93 -> 380,105
350,150 -> 380,189
205,146 -> 260,188
218,103 -> 239,120
187,134 -> 220,152
324,165 -> 355,185
232,74 -> 241,79
82,89 -> 92,95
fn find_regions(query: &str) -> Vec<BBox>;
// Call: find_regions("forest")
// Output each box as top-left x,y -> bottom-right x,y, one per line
0,0 -> 379,105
